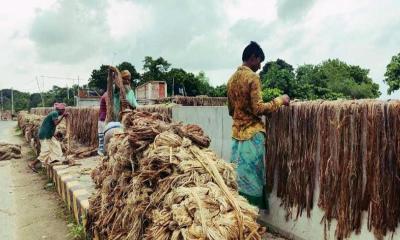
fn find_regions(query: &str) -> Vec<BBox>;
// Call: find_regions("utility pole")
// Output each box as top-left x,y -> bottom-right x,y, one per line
1,89 -> 3,112
66,83 -> 69,100
172,77 -> 175,97
11,88 -> 14,115
1,90 -> 3,120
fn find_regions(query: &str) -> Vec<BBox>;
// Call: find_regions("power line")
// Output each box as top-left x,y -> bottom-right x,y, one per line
40,75 -> 79,81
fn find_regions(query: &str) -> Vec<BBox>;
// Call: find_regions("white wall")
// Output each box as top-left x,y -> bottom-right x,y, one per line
172,106 -> 232,161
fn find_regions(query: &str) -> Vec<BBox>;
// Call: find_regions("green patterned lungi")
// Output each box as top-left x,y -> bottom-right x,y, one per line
230,132 -> 267,209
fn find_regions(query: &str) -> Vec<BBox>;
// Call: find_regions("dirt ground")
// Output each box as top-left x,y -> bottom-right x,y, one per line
0,121 -> 72,240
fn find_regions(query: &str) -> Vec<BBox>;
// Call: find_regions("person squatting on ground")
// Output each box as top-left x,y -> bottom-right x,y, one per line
29,103 -> 69,172
227,41 -> 290,209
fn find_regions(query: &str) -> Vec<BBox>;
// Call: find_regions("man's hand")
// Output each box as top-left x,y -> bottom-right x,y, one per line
281,94 -> 290,106
63,112 -> 70,118
108,65 -> 118,72
121,99 -> 129,109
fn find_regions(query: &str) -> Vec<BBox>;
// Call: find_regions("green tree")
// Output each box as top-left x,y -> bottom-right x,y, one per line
28,93 -> 43,109
262,88 -> 283,102
0,89 -> 30,112
42,85 -> 74,107
260,58 -> 380,100
88,62 -> 140,90
384,53 -> 400,94
317,59 -> 380,99
141,56 -> 171,84
260,59 -> 299,98
210,84 -> 227,97
88,64 -> 109,91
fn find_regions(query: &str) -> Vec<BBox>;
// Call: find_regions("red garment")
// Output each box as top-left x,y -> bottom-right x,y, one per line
99,92 -> 107,121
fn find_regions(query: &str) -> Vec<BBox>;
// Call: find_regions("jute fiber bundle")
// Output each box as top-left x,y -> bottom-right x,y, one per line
30,107 -> 53,115
66,107 -> 99,147
266,100 -> 400,240
137,105 -> 174,119
0,143 -> 21,160
155,96 -> 228,106
88,110 -> 265,240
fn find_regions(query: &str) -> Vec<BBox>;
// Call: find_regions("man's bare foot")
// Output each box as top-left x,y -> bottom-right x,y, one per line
28,161 -> 38,173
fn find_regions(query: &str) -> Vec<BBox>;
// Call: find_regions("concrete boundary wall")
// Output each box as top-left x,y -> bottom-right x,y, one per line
172,106 -> 232,161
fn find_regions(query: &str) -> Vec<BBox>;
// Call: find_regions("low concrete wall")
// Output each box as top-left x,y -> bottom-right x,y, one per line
170,105 -> 400,240
172,106 -> 232,161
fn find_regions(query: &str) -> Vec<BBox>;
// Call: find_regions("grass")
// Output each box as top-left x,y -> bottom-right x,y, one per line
68,222 -> 86,240
57,200 -> 86,240
14,125 -> 22,136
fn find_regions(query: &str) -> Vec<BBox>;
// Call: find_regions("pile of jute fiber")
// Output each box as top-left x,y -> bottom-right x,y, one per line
265,100 -> 400,240
155,96 -> 228,106
0,143 -> 21,161
88,110 -> 265,240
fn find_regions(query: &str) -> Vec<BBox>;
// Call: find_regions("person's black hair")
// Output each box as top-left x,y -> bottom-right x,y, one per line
242,41 -> 265,62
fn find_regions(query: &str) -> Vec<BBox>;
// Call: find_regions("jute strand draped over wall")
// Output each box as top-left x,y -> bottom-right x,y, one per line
265,100 -> 400,240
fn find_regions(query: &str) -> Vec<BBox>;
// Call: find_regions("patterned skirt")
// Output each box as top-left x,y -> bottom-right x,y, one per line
230,132 -> 267,209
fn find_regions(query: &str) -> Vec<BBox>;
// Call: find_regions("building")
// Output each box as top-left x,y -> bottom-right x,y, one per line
136,81 -> 167,101
74,96 -> 101,107
74,89 -> 101,107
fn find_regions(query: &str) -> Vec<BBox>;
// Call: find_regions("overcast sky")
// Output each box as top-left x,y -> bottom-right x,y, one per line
0,0 -> 399,99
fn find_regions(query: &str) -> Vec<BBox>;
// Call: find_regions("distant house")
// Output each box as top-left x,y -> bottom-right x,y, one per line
74,89 -> 101,107
136,81 -> 167,100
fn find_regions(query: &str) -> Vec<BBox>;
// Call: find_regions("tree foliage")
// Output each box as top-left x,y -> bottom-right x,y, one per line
141,56 -> 171,84
384,52 -> 400,94
260,58 -> 381,100
88,62 -> 140,91
0,89 -> 30,112
88,64 -> 108,91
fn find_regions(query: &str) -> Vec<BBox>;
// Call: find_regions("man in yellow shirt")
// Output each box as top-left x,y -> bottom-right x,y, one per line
227,41 -> 290,209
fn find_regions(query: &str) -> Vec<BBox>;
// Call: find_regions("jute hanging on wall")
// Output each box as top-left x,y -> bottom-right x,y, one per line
265,100 -> 400,240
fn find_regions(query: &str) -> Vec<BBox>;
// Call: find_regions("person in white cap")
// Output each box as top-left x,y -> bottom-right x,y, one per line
28,103 -> 69,172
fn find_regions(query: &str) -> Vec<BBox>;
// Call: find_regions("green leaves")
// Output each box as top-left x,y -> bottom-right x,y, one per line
86,57 -> 226,97
260,58 -> 381,100
262,88 -> 283,102
384,53 -> 400,94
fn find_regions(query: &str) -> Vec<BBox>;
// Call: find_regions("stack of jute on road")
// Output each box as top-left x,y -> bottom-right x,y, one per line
0,143 -> 21,161
88,110 -> 265,240
266,100 -> 400,240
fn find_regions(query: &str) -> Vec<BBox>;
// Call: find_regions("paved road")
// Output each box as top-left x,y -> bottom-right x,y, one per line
0,121 -> 71,240
0,121 -> 19,240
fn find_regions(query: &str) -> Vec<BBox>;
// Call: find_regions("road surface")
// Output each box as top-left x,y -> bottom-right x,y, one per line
0,121 -> 71,240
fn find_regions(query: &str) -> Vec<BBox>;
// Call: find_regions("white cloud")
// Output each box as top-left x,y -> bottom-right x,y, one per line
0,0 -> 399,99
106,0 -> 152,40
